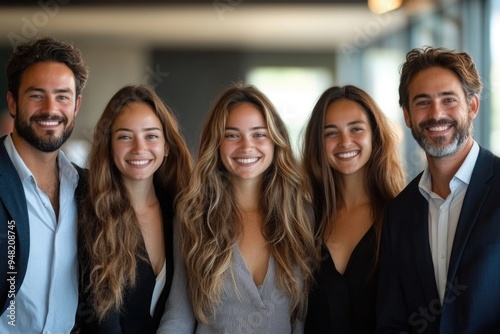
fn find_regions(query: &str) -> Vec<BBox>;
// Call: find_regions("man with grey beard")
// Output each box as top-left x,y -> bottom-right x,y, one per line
0,37 -> 88,333
376,47 -> 500,333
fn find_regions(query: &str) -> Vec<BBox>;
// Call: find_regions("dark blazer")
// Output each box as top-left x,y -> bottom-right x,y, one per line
0,135 -> 86,315
76,185 -> 175,334
376,146 -> 500,334
0,136 -> 30,315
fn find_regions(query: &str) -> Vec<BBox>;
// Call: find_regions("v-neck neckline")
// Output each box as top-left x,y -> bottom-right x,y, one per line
234,244 -> 273,290
325,224 -> 374,276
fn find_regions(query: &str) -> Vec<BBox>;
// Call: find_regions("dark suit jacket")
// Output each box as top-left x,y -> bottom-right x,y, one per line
376,146 -> 500,334
0,135 -> 30,315
0,135 -> 86,315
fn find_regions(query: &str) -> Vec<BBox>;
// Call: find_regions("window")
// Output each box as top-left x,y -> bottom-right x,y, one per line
490,0 -> 500,155
247,67 -> 333,157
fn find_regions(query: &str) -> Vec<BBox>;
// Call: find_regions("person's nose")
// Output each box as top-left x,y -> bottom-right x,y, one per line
428,100 -> 445,119
43,96 -> 58,114
338,132 -> 352,148
132,138 -> 147,153
239,136 -> 253,152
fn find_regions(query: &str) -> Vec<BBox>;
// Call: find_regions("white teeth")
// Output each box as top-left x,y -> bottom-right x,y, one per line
429,125 -> 449,131
128,160 -> 150,165
38,121 -> 59,126
337,151 -> 359,159
236,158 -> 258,164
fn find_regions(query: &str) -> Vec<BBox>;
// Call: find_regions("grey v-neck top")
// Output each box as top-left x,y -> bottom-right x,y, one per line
157,224 -> 303,334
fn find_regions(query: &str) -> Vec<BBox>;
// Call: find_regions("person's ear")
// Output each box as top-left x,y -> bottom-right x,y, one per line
403,106 -> 411,128
468,95 -> 480,120
74,95 -> 82,116
6,91 -> 16,118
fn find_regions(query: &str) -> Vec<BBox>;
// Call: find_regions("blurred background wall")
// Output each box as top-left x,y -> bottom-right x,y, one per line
0,0 -> 498,180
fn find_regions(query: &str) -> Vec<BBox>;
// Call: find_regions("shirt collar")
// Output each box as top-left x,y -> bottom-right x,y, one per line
4,134 -> 32,182
3,134 -> 78,184
455,140 -> 480,185
419,141 -> 480,198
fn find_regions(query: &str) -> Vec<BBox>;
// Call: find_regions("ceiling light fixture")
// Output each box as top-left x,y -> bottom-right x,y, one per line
368,0 -> 403,14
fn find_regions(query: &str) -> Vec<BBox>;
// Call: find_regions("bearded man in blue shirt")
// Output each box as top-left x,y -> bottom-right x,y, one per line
0,36 -> 88,333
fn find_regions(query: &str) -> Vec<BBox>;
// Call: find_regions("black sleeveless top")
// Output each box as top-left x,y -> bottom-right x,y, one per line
304,225 -> 378,334
76,187 -> 175,334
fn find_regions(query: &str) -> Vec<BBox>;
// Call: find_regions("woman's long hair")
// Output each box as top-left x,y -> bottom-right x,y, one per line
79,85 -> 193,320
302,85 -> 404,261
178,82 -> 316,324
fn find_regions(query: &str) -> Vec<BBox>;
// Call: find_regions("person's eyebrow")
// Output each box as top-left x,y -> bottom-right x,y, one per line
324,120 -> 365,129
114,126 -> 162,133
225,126 -> 267,131
412,91 -> 458,102
24,87 -> 74,94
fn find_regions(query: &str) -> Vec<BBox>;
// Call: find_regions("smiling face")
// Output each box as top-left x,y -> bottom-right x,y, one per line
8,61 -> 81,153
111,102 -> 168,184
323,99 -> 373,176
219,102 -> 274,184
404,66 -> 479,158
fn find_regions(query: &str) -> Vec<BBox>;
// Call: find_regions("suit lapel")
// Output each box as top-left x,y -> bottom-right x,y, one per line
0,171 -> 29,227
0,136 -> 30,286
410,186 -> 440,303
446,148 -> 492,294
0,138 -> 30,233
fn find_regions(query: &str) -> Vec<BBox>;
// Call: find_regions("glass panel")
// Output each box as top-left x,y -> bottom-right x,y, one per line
247,67 -> 333,157
491,0 -> 500,155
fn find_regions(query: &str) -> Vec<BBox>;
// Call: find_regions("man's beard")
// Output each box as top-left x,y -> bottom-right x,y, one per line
410,116 -> 472,158
14,112 -> 74,153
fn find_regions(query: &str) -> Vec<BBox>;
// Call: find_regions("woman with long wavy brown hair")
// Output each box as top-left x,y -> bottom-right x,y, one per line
76,85 -> 192,333
158,82 -> 316,333
302,85 -> 405,333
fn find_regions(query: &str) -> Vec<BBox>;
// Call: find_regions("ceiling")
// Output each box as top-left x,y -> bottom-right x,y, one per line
0,1 -> 413,50
1,0 -> 368,5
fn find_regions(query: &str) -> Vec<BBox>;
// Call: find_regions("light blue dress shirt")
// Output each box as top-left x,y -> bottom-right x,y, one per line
0,135 -> 79,334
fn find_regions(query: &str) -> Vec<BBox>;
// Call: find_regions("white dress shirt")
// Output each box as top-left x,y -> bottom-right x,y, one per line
0,135 -> 79,334
418,141 -> 479,304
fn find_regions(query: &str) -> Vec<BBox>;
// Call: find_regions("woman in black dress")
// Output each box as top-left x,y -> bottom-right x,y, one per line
302,85 -> 405,333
